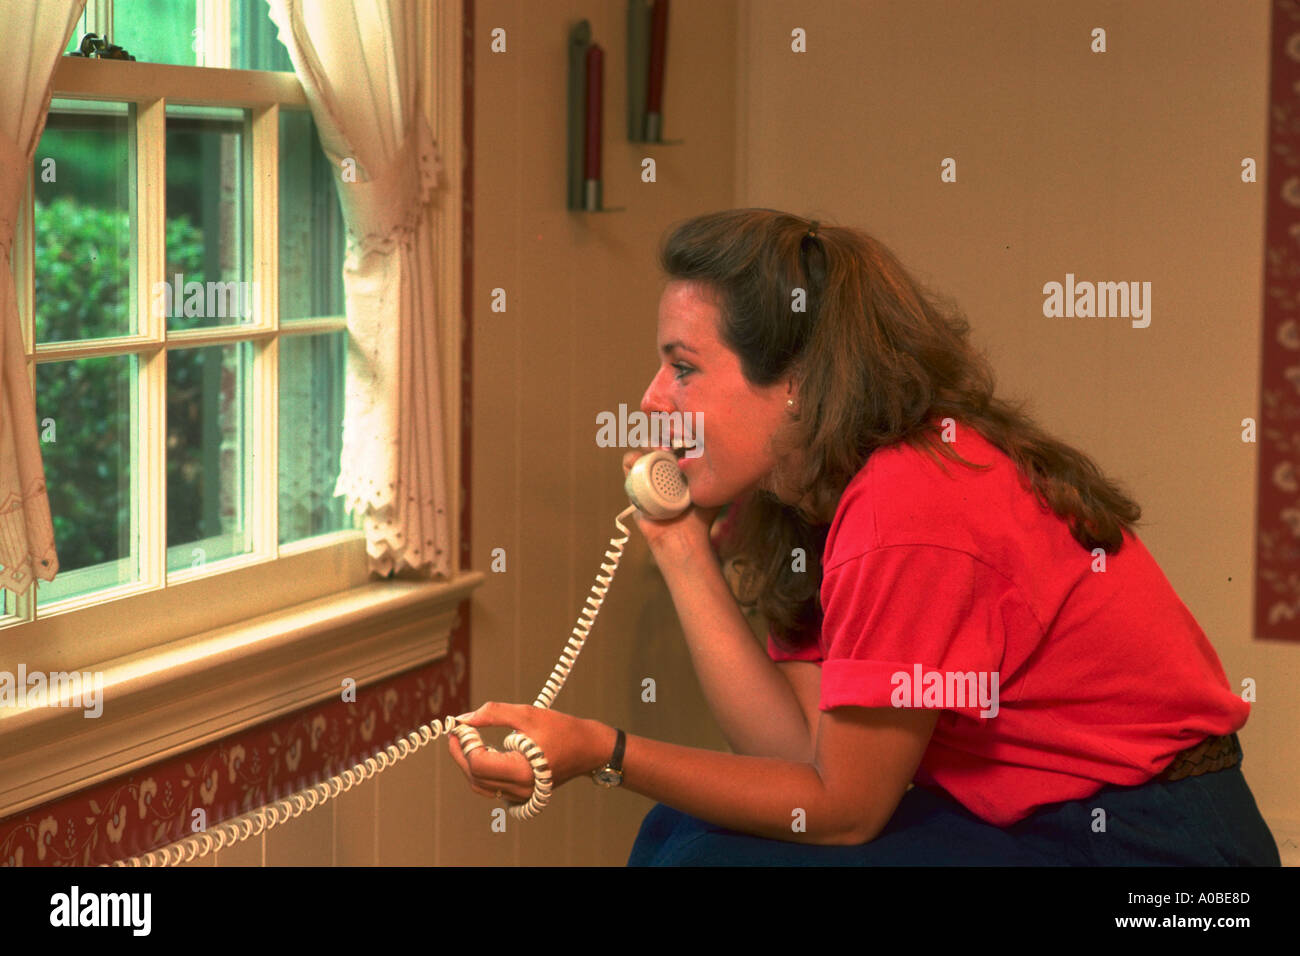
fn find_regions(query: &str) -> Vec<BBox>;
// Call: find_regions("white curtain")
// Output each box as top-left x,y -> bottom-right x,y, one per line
266,0 -> 452,578
0,0 -> 83,593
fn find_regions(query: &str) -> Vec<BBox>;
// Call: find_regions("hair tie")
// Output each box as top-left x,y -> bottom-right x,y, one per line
807,220 -> 820,239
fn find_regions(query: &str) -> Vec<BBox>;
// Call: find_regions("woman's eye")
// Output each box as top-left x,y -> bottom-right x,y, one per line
672,363 -> 693,381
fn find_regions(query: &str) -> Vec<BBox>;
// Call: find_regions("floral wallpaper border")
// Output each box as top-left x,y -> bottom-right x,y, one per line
1257,0 -> 1300,640
0,627 -> 470,866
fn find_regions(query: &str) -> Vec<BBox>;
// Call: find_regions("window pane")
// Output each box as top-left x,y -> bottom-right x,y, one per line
35,100 -> 134,343
35,355 -> 139,604
279,332 -> 350,543
231,0 -> 293,71
279,110 -> 344,320
167,343 -> 252,572
113,0 -> 199,67
112,0 -> 293,70
164,106 -> 253,330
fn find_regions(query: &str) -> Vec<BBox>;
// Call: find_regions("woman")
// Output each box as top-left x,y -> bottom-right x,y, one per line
450,209 -> 1280,866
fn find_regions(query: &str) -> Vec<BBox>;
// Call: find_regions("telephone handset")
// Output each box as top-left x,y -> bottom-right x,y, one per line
624,447 -> 692,520
114,452 -> 693,861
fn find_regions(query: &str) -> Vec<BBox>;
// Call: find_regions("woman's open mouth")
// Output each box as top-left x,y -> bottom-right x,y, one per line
670,437 -> 699,460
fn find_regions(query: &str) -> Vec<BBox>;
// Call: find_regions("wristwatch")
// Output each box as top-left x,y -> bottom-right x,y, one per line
591,728 -> 626,788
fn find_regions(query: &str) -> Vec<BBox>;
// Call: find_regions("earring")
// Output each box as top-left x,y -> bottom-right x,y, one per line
787,399 -> 795,407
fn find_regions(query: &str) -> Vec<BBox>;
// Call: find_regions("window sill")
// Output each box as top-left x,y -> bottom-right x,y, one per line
0,570 -> 484,820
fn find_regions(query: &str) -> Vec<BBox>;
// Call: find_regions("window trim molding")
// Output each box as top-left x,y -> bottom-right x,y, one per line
51,56 -> 309,109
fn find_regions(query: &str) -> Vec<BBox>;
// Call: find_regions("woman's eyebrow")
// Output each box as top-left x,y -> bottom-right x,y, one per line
660,341 -> 699,356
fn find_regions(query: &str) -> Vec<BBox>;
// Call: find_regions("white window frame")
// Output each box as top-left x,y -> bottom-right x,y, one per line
0,1 -> 480,820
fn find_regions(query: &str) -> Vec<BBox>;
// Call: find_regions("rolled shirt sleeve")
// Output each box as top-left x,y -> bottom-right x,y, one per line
815,545 -> 1018,720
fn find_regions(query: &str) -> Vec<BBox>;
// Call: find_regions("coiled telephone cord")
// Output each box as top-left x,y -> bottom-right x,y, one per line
110,506 -> 639,866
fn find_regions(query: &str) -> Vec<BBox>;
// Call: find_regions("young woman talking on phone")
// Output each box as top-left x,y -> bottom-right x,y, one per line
449,209 -> 1280,866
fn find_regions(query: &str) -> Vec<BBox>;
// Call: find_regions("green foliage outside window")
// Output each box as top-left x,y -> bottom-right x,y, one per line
34,195 -> 207,570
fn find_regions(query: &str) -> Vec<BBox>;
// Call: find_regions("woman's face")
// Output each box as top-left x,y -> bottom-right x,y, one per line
639,280 -> 794,508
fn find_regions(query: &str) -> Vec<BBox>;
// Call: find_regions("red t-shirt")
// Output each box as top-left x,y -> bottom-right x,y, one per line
766,424 -> 1249,827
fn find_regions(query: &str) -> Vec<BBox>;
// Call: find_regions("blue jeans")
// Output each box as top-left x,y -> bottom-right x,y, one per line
627,757 -> 1281,866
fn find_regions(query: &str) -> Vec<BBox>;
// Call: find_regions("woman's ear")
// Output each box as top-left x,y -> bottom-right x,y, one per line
784,375 -> 801,410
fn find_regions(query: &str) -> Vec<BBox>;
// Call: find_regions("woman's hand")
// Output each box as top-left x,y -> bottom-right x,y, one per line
622,450 -> 723,557
447,703 -> 614,803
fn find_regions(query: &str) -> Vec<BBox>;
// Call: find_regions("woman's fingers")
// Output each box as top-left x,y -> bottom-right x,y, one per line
470,753 -> 535,798
446,734 -> 536,802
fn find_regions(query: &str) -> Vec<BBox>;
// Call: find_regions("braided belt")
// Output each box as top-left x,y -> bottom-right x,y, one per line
1158,733 -> 1241,782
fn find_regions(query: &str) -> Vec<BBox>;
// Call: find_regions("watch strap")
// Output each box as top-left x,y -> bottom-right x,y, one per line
609,727 -> 626,772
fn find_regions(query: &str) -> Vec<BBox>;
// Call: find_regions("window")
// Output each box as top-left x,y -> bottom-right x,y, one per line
7,0 -> 361,630
0,0 -> 471,825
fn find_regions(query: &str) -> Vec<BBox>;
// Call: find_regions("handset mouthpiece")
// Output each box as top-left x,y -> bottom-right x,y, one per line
625,449 -> 691,520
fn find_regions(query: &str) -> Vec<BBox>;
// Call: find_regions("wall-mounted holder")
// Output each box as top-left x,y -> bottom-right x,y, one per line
627,0 -> 683,145
568,20 -> 624,212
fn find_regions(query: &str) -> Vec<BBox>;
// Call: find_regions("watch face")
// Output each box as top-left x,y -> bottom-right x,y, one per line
594,768 -> 623,787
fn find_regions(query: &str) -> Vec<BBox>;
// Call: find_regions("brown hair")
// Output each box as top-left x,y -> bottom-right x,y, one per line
658,209 -> 1143,652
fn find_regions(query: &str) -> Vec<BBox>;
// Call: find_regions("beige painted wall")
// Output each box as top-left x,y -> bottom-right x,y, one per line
209,0 -> 1295,867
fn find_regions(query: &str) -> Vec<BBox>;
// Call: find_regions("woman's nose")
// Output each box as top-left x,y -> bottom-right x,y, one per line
640,368 -> 670,415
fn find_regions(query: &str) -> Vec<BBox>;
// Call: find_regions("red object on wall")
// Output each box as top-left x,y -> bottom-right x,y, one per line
584,43 -> 603,181
646,0 -> 668,114
1256,1 -> 1300,641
